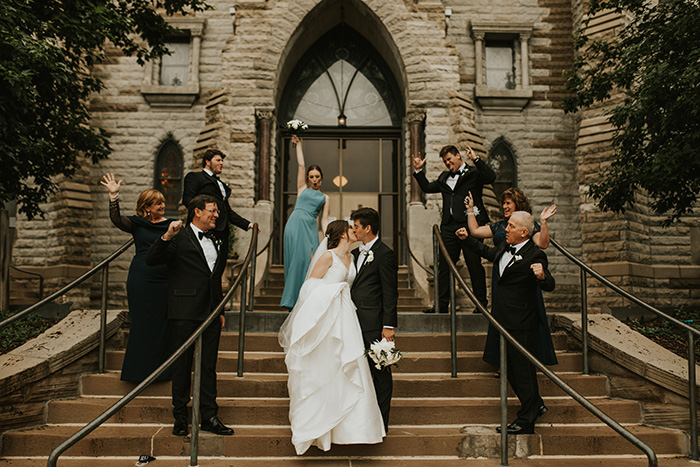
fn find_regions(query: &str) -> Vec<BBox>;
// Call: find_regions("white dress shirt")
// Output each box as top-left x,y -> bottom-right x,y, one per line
356,236 -> 379,271
498,239 -> 528,277
204,168 -> 227,199
445,162 -> 467,191
190,224 -> 218,272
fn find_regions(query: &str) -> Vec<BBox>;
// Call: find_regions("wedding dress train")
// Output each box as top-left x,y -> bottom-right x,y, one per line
279,242 -> 385,455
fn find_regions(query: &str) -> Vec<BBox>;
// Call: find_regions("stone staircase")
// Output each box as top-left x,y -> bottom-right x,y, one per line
0,330 -> 691,465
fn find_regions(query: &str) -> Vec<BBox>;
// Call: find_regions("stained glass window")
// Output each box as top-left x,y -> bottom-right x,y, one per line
154,140 -> 183,217
488,140 -> 517,201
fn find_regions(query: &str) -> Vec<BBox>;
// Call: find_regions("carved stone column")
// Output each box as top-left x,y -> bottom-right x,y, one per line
408,109 -> 426,204
255,108 -> 275,201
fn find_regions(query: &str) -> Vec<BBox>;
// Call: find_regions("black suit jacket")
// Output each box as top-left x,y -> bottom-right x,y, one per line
413,159 -> 496,226
182,171 -> 251,232
351,240 -> 399,334
145,225 -> 227,321
463,237 -> 555,330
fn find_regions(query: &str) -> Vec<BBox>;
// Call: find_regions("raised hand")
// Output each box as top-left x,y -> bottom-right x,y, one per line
465,145 -> 478,161
412,152 -> 426,171
163,220 -> 183,241
540,204 -> 557,223
291,135 -> 301,146
530,263 -> 545,280
100,173 -> 122,196
463,190 -> 475,210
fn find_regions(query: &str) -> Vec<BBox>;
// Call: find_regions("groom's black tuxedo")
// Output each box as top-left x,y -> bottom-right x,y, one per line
351,239 -> 398,431
463,236 -> 555,429
182,170 -> 251,234
146,225 -> 227,421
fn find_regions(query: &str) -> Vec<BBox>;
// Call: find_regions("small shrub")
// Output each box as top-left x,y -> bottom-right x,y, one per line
0,309 -> 59,354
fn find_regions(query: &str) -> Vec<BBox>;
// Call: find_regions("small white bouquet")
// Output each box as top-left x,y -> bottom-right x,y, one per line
286,119 -> 308,132
366,338 -> 403,370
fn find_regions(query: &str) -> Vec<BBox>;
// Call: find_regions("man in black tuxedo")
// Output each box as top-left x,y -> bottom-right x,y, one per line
146,194 -> 234,437
182,149 -> 257,256
458,211 -> 555,434
350,207 -> 399,433
412,145 -> 496,313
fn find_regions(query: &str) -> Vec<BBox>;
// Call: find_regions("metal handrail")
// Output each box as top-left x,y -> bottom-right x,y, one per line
47,225 -> 258,467
0,239 -> 135,331
433,225 -> 657,467
401,229 -> 434,276
9,265 -> 44,300
550,237 -> 699,460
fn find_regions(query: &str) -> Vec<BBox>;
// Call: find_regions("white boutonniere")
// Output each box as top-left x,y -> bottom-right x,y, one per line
513,254 -> 523,264
365,338 -> 403,370
286,119 -> 308,131
365,250 -> 374,264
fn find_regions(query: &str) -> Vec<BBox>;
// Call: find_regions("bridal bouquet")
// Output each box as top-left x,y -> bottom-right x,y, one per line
366,338 -> 403,370
286,119 -> 308,132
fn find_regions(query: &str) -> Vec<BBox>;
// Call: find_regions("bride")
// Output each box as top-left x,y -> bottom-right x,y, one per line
279,220 -> 386,455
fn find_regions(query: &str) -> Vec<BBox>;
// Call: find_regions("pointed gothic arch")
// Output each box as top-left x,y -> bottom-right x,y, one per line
153,138 -> 184,217
488,138 -> 517,201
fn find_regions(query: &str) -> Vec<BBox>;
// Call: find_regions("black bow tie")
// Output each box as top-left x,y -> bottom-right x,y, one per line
507,246 -> 517,255
450,170 -> 463,178
198,230 -> 215,241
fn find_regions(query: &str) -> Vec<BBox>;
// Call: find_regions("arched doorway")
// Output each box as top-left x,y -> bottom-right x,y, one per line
276,23 -> 404,259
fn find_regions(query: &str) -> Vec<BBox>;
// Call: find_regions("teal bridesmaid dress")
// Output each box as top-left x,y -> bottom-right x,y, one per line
281,188 -> 327,308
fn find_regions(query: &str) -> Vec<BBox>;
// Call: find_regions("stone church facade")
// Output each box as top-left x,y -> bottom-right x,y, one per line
10,0 -> 700,313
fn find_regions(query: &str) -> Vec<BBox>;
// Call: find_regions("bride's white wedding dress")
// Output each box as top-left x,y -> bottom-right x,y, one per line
279,241 -> 385,455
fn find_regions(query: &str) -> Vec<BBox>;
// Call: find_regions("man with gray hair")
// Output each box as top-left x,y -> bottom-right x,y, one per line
457,211 -> 555,434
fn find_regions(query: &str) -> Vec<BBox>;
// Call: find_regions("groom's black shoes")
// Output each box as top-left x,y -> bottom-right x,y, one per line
201,416 -> 234,435
422,306 -> 448,314
172,417 -> 188,436
496,422 -> 534,435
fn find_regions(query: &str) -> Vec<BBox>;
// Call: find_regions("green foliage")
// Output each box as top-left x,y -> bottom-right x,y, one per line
628,308 -> 700,360
0,309 -> 58,354
0,0 -> 210,219
228,225 -> 239,260
564,0 -> 700,225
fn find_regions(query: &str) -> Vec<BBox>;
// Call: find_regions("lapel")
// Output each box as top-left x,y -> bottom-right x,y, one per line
498,240 -> 534,281
453,165 -> 472,191
204,171 -> 229,200
185,225 -> 215,275
353,241 -> 379,284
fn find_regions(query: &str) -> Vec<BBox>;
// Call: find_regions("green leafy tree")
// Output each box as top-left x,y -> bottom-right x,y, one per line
0,0 -> 209,219
564,0 -> 700,225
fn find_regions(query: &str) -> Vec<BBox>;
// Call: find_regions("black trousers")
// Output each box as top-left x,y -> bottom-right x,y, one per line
363,330 -> 393,432
170,318 -> 222,421
506,327 -> 543,427
438,220 -> 488,309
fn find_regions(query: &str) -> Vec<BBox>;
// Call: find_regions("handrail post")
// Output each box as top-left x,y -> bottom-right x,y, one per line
191,335 -> 202,466
450,268 -> 457,378
433,229 -> 440,314
237,268 -> 248,377
580,268 -> 589,375
689,330 -> 698,460
248,232 -> 257,314
500,333 -> 508,466
99,267 -> 109,374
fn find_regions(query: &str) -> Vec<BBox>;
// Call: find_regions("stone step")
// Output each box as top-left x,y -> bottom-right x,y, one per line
105,349 -> 582,374
252,295 -> 421,306
207,332 -> 569,353
0,424 -> 686,458
45,396 -> 642,426
0,457 -> 695,467
80,372 -> 609,398
263,279 -> 411,289
258,287 -> 417,297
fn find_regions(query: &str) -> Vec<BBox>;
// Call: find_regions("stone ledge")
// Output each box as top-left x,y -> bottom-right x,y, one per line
553,313 -> 699,400
0,309 -> 124,397
590,261 -> 700,280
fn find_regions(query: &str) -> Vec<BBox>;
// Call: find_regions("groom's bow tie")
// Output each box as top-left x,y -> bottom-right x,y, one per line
359,244 -> 371,254
506,246 -> 517,255
198,230 -> 215,241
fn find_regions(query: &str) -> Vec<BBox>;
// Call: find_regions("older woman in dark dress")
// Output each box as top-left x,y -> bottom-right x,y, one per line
101,173 -> 171,382
458,187 -> 557,373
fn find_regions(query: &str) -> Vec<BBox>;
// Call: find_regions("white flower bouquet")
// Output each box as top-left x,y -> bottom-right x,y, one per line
286,119 -> 308,132
366,338 -> 403,370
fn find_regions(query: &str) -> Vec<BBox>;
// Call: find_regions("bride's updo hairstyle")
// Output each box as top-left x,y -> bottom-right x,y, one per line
326,220 -> 349,249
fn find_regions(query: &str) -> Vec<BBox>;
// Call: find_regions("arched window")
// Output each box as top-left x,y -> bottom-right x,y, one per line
280,25 -> 401,127
154,139 -> 183,217
488,139 -> 517,201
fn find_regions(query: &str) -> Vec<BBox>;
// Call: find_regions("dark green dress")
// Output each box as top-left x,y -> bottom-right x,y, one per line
109,200 -> 171,381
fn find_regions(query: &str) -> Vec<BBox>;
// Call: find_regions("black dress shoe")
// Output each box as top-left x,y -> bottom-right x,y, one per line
537,404 -> 548,419
423,306 -> 448,314
201,416 -> 234,436
172,417 -> 188,436
496,422 -> 534,435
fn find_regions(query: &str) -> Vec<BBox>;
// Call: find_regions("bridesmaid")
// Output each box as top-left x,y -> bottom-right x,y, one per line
100,173 -> 171,382
280,135 -> 330,309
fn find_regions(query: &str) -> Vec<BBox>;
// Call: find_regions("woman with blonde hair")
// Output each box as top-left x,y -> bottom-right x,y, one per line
101,173 -> 172,382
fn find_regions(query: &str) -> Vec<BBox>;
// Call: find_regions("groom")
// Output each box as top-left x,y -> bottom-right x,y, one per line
350,207 -> 399,433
